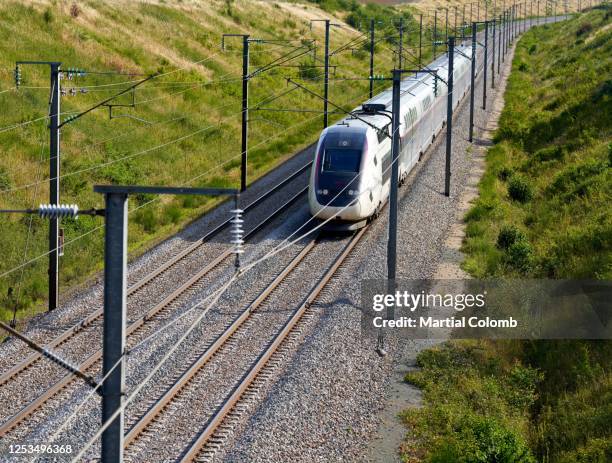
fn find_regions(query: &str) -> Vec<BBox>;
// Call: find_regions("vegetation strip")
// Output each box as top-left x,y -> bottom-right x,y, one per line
402,8 -> 611,463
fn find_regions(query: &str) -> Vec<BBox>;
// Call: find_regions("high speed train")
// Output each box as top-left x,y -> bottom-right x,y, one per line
308,41 -> 480,230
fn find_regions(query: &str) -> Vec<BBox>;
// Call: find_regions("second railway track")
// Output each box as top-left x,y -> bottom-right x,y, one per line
0,161 -> 312,436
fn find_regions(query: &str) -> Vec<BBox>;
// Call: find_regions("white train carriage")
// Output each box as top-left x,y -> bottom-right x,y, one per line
308,41 -> 475,230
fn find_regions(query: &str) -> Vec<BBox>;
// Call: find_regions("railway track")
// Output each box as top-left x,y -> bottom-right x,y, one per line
0,162 -> 312,437
122,227 -> 367,463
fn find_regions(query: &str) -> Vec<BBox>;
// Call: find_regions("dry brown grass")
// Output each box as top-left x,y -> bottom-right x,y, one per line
393,0 -> 587,25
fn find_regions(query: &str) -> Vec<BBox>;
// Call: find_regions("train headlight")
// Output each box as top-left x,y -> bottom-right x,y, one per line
317,189 -> 329,195
348,189 -> 356,196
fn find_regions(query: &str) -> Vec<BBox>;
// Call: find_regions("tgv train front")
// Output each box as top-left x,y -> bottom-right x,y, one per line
308,125 -> 373,230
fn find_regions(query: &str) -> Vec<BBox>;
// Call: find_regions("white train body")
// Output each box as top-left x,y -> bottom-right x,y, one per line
308,42 -> 477,229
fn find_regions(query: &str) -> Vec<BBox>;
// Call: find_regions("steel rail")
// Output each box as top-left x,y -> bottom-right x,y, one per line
179,226 -> 367,462
0,161 -> 312,389
124,237 -> 318,447
0,168 -> 311,436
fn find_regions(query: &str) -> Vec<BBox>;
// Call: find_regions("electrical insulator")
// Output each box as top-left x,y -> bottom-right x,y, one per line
61,88 -> 67,96
433,74 -> 439,97
14,65 -> 21,88
38,204 -> 79,219
230,208 -> 244,270
69,88 -> 76,96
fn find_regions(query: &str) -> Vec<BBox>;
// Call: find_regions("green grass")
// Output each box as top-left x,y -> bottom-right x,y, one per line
461,7 -> 611,279
0,0 -> 414,325
401,6 -> 612,463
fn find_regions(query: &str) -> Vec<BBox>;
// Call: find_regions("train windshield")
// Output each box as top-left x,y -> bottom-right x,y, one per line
319,130 -> 365,174
322,148 -> 362,173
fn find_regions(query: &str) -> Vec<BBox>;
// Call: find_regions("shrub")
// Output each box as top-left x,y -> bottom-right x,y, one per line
506,239 -> 533,272
558,438 -> 612,463
508,176 -> 534,202
518,62 -> 529,72
532,145 -> 566,162
0,166 -> 11,191
428,415 -> 536,463
576,22 -> 593,36
134,208 -> 157,233
165,204 -> 182,224
298,61 -> 319,80
497,225 -> 525,250
70,3 -> 80,18
43,8 -> 53,23
497,166 -> 513,181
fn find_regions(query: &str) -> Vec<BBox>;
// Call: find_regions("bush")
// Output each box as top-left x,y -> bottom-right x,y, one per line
0,166 -> 11,191
576,22 -> 593,36
497,225 -> 525,250
497,166 -> 513,181
532,146 -> 566,162
298,61 -> 320,80
43,8 -> 53,23
506,239 -> 533,272
508,176 -> 533,203
134,207 -> 157,233
518,62 -> 529,72
165,204 -> 182,224
558,438 -> 612,463
70,3 -> 80,18
428,415 -> 536,463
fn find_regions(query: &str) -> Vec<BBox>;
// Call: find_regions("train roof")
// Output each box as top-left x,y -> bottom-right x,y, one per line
329,43 -> 472,133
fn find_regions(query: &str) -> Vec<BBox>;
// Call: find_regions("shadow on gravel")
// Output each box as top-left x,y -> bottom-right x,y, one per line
473,137 -> 494,147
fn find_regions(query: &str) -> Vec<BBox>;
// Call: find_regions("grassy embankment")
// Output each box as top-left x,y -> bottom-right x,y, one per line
401,6 -> 611,463
0,0 -> 426,324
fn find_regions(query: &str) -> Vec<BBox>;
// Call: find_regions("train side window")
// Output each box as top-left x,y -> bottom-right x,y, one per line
405,107 -> 417,128
421,96 -> 432,112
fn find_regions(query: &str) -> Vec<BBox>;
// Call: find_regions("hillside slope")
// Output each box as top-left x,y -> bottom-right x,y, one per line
0,0 -> 403,322
402,6 -> 611,463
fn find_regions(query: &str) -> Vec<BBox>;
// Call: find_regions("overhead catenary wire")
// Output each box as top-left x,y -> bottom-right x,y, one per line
66,107 -> 400,463
69,273 -> 237,463
44,17 -> 508,441
0,80 -> 348,281
45,354 -> 124,448
32,89 -> 372,446
0,50 -> 227,134
0,23 -> 468,283
11,43 -> 297,94
242,55 -> 471,271
10,116 -> 47,327
109,86 -> 376,351
0,45 -> 336,196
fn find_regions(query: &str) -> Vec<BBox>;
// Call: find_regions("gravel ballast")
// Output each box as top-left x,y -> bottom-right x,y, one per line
222,32 -> 523,463
0,21 -> 538,461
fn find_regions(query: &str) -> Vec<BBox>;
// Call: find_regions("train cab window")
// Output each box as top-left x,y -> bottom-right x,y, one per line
322,148 -> 362,173
377,124 -> 390,143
